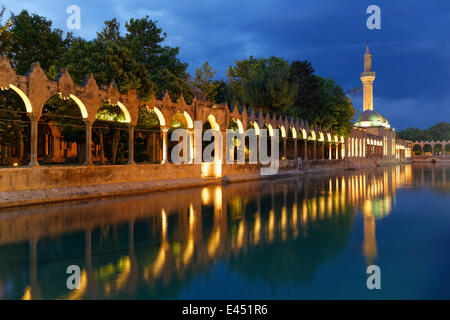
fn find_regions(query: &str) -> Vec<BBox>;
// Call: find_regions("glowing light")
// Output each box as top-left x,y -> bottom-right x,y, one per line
207,114 -> 220,131
153,106 -> 166,126
290,127 -> 297,139
69,94 -> 88,118
116,101 -> 131,123
266,124 -> 274,137
279,125 -> 286,138
300,128 -> 307,140
183,111 -> 193,129
201,187 -> 210,204
9,84 -> 32,113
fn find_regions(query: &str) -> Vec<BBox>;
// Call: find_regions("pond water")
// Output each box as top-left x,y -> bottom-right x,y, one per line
0,164 -> 449,299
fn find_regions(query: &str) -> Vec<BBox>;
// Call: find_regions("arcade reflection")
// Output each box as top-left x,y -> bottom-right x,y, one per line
0,164 -> 448,299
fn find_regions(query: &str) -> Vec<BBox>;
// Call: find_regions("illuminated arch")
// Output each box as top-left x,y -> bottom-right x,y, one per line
326,133 -> 332,142
183,111 -> 194,129
69,94 -> 88,118
318,131 -> 324,142
265,123 -> 274,137
207,114 -> 220,131
334,135 -> 339,143
308,130 -> 316,141
252,122 -> 260,135
9,84 -> 32,113
279,125 -> 286,138
116,101 -> 131,123
290,127 -> 297,139
151,106 -> 166,127
300,128 -> 307,140
231,118 -> 244,133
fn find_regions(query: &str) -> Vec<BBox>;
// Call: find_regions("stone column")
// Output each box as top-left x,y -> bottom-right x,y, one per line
335,144 -> 339,159
328,143 -> 332,160
84,119 -> 93,165
28,113 -> 39,167
161,128 -> 169,164
128,123 -> 136,165
282,138 -> 287,160
304,140 -> 307,160
313,140 -> 317,160
188,129 -> 194,164
293,138 -> 298,160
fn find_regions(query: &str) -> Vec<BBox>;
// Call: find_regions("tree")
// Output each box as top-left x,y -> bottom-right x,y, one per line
0,6 -> 12,54
398,123 -> 450,142
427,122 -> 450,141
397,127 -> 431,142
6,10 -> 72,75
58,37 -> 155,99
227,56 -> 297,112
124,17 -> 193,102
193,61 -> 219,102
212,79 -> 233,105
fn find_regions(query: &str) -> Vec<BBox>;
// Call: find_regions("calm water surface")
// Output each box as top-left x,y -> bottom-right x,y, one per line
0,164 -> 449,299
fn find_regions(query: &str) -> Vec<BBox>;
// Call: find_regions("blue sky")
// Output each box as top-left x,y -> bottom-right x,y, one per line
2,0 -> 449,130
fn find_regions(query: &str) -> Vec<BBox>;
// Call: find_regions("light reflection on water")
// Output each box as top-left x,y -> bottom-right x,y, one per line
0,164 -> 449,299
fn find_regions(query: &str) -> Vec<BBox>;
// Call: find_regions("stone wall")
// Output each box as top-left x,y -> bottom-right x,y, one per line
0,163 -> 202,192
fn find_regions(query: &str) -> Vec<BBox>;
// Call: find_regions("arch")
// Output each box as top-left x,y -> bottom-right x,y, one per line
183,111 -> 193,129
263,123 -> 273,137
308,130 -> 316,141
152,106 -> 165,127
0,87 -> 31,166
326,133 -> 332,142
93,102 -> 130,165
443,143 -> 450,155
247,121 -> 260,136
279,125 -> 286,138
207,114 -> 220,131
68,94 -> 88,118
318,131 -> 324,142
423,144 -> 432,155
413,144 -> 422,155
433,143 -> 443,155
299,128 -> 307,140
116,101 -> 131,123
135,107 -> 162,164
290,127 -> 297,139
9,84 -> 32,113
229,118 -> 244,134
37,94 -> 86,165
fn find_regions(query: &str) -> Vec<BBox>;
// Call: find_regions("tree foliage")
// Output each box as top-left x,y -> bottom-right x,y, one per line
225,57 -> 354,135
193,61 -> 219,102
398,122 -> 450,141
5,10 -> 72,75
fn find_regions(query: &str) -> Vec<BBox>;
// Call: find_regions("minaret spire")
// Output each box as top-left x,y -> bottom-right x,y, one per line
361,44 -> 376,111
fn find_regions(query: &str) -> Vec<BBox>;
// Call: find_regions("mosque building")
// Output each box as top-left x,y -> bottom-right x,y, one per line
352,45 -> 412,160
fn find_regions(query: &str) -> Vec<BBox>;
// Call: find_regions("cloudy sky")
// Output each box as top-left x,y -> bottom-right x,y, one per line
2,0 -> 449,130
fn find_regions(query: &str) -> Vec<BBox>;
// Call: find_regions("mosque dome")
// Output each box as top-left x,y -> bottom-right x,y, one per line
354,110 -> 390,128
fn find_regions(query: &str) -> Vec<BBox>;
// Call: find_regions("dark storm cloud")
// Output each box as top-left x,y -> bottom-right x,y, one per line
2,0 -> 449,129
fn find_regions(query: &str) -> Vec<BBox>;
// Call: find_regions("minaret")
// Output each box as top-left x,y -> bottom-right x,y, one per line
361,44 -> 376,111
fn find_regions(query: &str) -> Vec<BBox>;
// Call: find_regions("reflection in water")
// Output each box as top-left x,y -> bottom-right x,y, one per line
0,164 -> 449,299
